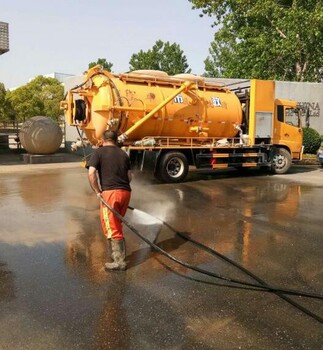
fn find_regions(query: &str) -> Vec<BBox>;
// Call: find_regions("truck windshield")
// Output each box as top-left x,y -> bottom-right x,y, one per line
285,108 -> 300,127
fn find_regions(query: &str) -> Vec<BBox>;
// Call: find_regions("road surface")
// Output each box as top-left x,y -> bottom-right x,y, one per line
0,163 -> 322,349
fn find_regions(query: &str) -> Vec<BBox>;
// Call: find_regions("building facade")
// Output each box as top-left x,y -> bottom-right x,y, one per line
0,21 -> 9,55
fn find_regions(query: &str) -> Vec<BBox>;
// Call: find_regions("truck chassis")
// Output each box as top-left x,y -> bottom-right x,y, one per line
127,136 -> 291,183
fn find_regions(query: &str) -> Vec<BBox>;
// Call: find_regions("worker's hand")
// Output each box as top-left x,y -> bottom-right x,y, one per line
96,192 -> 102,197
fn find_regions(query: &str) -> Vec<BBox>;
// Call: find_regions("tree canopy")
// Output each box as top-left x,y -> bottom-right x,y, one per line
88,58 -> 113,72
129,40 -> 191,75
8,76 -> 64,122
190,0 -> 323,81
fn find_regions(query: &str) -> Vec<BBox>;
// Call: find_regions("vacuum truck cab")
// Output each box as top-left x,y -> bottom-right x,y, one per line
61,66 -> 303,183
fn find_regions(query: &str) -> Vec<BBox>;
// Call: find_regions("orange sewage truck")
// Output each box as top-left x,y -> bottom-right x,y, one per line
61,66 -> 303,182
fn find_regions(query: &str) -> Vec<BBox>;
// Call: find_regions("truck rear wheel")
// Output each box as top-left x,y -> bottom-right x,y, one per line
271,148 -> 291,174
157,152 -> 189,183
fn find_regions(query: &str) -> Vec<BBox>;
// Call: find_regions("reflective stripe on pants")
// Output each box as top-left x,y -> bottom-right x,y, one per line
100,189 -> 131,240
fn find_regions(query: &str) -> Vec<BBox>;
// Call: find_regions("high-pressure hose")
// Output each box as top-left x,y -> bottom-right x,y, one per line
97,195 -> 323,323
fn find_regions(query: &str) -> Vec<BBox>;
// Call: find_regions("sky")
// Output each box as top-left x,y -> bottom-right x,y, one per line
0,0 -> 215,89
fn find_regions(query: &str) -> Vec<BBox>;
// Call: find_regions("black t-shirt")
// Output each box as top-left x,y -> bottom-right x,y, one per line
88,145 -> 131,192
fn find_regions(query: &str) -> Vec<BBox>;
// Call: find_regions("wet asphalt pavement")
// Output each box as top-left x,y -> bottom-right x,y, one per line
1,163 -> 323,349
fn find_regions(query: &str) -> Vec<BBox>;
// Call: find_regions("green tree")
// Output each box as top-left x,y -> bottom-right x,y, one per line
88,58 -> 113,72
190,0 -> 323,81
129,40 -> 191,75
0,83 -> 15,122
8,76 -> 64,122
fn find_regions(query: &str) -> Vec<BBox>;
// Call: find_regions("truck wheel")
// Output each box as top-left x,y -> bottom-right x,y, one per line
157,152 -> 189,183
271,148 -> 291,174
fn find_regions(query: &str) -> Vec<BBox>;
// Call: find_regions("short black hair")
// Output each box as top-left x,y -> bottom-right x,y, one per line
103,130 -> 118,143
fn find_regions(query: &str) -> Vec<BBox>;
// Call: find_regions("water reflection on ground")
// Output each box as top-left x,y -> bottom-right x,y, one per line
0,166 -> 323,349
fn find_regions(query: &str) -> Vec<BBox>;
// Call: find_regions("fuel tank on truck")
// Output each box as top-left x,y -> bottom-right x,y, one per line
61,67 -> 243,145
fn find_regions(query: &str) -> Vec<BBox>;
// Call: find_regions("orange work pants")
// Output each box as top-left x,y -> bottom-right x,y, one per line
100,189 -> 131,241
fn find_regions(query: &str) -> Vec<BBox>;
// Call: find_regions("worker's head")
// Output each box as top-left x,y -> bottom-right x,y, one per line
102,130 -> 118,144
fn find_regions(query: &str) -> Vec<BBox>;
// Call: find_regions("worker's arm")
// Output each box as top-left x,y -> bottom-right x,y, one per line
88,166 -> 102,195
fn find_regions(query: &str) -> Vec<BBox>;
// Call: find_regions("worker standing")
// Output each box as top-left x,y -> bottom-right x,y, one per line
88,130 -> 132,271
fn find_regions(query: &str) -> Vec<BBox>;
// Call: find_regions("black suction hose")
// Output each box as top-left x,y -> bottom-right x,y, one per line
101,197 -> 323,299
142,208 -> 323,324
171,229 -> 323,323
127,205 -> 323,300
173,230 -> 323,300
98,196 -> 266,291
98,197 -> 323,322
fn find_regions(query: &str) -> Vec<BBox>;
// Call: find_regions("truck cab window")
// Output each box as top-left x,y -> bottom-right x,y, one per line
277,105 -> 284,122
277,105 -> 300,127
285,108 -> 300,127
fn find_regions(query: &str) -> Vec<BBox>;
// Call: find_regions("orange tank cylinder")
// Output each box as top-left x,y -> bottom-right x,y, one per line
63,67 -> 243,145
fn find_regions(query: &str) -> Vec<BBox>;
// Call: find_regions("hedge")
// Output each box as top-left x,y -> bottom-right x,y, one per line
302,127 -> 321,154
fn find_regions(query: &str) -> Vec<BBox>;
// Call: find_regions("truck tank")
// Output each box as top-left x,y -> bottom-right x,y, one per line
61,66 -> 243,145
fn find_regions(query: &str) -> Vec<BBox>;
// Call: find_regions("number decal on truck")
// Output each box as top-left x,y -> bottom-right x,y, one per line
211,97 -> 222,107
174,94 -> 184,103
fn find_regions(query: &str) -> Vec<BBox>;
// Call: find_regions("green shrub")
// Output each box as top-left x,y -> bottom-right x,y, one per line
302,127 -> 321,154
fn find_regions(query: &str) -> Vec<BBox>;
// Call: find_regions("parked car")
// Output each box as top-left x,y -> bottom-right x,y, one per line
317,141 -> 323,167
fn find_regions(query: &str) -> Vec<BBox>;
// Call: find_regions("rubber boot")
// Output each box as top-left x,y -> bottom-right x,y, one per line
105,239 -> 127,271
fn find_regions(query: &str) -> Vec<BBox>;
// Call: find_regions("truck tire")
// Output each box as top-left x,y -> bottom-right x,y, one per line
157,152 -> 189,183
271,148 -> 292,174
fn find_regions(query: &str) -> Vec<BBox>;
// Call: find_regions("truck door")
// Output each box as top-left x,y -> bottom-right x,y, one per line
273,101 -> 303,159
